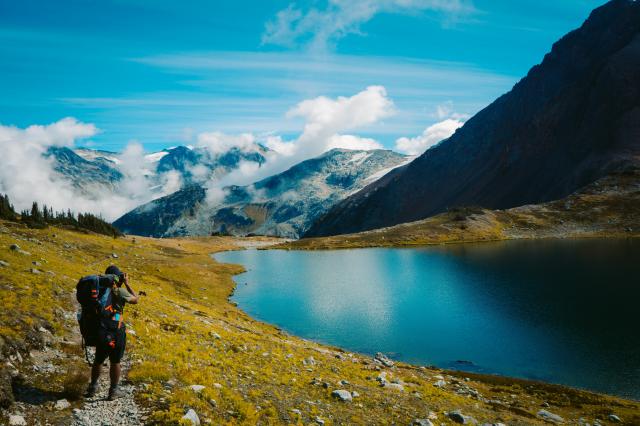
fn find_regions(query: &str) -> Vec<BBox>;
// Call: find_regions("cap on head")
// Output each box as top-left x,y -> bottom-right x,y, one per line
105,265 -> 124,279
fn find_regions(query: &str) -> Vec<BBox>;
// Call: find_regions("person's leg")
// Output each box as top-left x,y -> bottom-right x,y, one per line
91,362 -> 102,384
85,352 -> 106,397
107,330 -> 126,400
109,362 -> 121,388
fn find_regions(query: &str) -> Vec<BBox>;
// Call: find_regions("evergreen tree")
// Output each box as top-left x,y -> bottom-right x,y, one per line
30,202 -> 43,223
1,194 -> 122,237
0,193 -> 17,220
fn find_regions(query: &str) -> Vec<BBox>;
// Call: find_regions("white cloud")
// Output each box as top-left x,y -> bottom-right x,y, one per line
0,118 -> 97,216
263,0 -> 475,51
0,119 -> 185,222
196,131 -> 257,154
0,87 -> 394,219
287,85 -> 393,156
431,100 -> 469,120
326,134 -> 382,150
199,86 -> 393,208
264,135 -> 296,156
20,117 -> 98,148
395,118 -> 463,155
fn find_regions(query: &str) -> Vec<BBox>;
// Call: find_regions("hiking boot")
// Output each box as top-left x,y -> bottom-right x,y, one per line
84,382 -> 98,398
107,386 -> 124,401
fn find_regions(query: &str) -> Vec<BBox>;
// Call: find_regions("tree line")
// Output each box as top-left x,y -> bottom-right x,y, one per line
0,193 -> 123,237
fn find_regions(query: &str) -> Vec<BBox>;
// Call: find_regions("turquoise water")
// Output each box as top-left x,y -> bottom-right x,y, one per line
215,239 -> 640,399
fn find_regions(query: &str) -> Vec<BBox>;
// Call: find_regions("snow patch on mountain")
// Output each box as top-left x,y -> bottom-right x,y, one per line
115,148 -> 409,238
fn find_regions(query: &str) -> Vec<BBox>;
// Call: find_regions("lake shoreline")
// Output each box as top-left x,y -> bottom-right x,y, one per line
219,239 -> 640,402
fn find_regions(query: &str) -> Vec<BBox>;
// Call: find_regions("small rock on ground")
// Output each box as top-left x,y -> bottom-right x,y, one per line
182,408 -> 200,426
448,410 -> 478,424
331,389 -> 352,402
55,398 -> 71,410
537,409 -> 564,424
189,384 -> 206,393
9,415 -> 27,426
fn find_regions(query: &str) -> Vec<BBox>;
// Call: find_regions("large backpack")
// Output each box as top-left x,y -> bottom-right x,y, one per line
76,275 -> 121,348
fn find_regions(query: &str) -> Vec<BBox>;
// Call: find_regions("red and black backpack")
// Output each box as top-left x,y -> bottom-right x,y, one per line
76,275 -> 124,352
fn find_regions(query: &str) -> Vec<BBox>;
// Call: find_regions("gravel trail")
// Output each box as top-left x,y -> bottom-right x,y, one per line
71,359 -> 143,426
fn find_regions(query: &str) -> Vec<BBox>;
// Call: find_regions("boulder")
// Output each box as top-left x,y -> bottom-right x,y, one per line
9,415 -> 27,426
413,419 -> 434,426
608,414 -> 621,423
331,389 -> 352,402
448,410 -> 478,424
434,379 -> 446,388
537,409 -> 564,424
9,244 -> 20,251
375,352 -> 394,367
55,399 -> 71,410
0,260 -> 9,267
182,409 -> 200,426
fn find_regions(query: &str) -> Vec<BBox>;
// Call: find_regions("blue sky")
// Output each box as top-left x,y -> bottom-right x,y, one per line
0,0 -> 607,152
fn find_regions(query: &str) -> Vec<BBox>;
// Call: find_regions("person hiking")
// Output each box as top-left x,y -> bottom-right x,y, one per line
84,265 -> 139,400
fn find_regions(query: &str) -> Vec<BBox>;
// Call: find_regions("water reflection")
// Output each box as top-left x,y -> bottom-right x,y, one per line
215,239 -> 640,399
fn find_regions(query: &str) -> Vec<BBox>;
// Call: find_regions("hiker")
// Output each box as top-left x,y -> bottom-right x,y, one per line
84,265 -> 139,400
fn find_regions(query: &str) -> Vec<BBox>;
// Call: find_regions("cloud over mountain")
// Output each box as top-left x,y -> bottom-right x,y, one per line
0,87 -> 397,221
395,118 -> 463,155
0,118 -> 187,221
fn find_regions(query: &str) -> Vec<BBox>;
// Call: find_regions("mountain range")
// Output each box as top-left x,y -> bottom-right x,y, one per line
305,0 -> 640,237
46,143 -> 269,200
113,149 -> 410,238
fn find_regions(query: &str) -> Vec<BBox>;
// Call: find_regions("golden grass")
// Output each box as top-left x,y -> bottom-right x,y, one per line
1,221 -> 639,425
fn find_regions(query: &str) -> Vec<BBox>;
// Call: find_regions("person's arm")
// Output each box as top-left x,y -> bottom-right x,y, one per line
122,273 -> 139,304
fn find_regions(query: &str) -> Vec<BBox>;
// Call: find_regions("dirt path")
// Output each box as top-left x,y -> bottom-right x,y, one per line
70,357 -> 143,426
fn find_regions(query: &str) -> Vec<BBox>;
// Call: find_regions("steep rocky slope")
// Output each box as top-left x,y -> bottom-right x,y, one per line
284,169 -> 640,249
115,149 -> 410,238
306,0 -> 640,237
46,147 -> 123,194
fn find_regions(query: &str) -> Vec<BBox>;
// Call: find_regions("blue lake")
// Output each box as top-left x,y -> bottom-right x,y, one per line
214,239 -> 640,399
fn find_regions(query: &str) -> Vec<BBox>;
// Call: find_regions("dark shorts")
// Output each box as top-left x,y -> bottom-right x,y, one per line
95,327 -> 126,365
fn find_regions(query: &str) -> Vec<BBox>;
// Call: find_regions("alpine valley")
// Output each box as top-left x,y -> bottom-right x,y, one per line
3,1 -> 640,426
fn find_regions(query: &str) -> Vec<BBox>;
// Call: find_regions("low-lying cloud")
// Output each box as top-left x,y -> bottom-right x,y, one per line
1,86 -> 455,221
0,118 -> 182,221
200,85 -> 394,203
